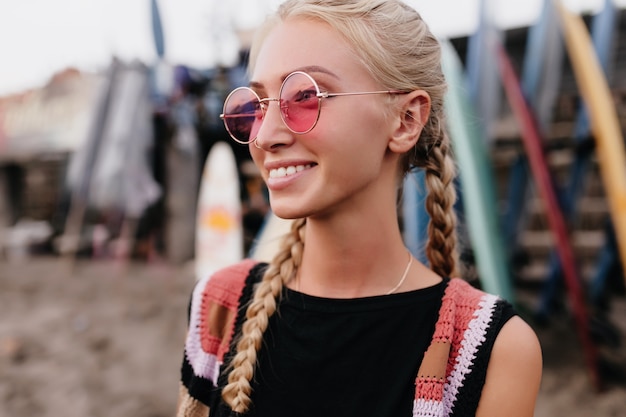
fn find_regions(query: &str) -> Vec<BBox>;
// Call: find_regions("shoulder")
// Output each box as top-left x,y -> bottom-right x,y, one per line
445,276 -> 492,300
445,277 -> 513,319
434,278 -> 506,343
414,278 -> 526,416
179,260 -> 265,413
182,259 -> 264,388
443,278 -> 522,355
443,279 -> 542,416
476,316 -> 542,416
186,259 -> 264,359
194,258 -> 262,310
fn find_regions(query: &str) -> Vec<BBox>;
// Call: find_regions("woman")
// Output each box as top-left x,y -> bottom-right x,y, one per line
177,1 -> 542,416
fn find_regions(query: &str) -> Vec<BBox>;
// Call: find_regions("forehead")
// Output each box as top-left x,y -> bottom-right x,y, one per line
251,18 -> 372,87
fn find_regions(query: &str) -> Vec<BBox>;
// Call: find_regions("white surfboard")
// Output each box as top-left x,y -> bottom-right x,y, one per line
195,141 -> 243,281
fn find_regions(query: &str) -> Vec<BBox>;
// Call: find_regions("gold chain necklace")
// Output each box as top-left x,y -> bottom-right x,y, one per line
295,250 -> 413,295
386,250 -> 413,295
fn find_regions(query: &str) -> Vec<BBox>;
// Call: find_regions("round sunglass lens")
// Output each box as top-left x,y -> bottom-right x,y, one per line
280,72 -> 321,134
223,88 -> 263,143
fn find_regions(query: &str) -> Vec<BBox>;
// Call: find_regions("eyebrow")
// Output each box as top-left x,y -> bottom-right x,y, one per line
249,65 -> 340,90
294,66 -> 339,79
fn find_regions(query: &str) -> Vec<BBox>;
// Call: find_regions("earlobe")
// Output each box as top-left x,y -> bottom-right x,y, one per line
388,90 -> 431,153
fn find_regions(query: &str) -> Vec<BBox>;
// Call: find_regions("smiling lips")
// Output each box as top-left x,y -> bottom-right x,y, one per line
268,164 -> 314,179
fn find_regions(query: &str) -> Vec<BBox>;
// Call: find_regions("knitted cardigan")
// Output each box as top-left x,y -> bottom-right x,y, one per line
177,259 -> 511,417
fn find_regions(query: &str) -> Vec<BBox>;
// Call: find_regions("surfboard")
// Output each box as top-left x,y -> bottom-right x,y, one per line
554,0 -> 626,290
248,210 -> 294,263
60,61 -> 118,272
538,0 -> 619,318
402,170 -> 429,265
195,141 -> 243,281
495,42 -> 601,390
440,40 -> 514,302
503,0 -> 564,254
465,0 -> 502,141
150,0 -> 165,59
521,0 -> 564,130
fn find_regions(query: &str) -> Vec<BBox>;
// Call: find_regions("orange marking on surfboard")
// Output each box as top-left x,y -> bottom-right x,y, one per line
201,206 -> 236,232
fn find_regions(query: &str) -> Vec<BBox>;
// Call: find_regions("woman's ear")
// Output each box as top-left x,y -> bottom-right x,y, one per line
388,90 -> 431,153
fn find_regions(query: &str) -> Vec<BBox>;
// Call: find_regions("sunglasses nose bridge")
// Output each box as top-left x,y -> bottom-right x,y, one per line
259,97 -> 292,127
254,97 -> 293,148
259,97 -> 280,106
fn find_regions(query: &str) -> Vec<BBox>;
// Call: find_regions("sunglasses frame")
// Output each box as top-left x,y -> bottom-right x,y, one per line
220,71 -> 407,144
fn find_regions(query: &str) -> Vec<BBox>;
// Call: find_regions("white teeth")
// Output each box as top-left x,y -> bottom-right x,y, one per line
269,164 -> 311,178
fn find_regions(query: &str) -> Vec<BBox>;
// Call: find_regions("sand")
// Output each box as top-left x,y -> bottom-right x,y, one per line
1,256 -> 625,417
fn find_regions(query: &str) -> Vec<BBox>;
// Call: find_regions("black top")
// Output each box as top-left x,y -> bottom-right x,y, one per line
214,279 -> 447,417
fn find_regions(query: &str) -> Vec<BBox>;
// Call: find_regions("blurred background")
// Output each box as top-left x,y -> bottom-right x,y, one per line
0,0 -> 625,416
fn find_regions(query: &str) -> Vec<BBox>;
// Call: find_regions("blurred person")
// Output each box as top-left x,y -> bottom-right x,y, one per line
176,1 -> 542,416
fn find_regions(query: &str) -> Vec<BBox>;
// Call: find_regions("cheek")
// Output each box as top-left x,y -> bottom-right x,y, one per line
333,105 -> 391,154
249,145 -> 264,170
315,123 -> 386,179
322,99 -> 388,138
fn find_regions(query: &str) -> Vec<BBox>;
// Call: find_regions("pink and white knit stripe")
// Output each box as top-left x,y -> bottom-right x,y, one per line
413,398 -> 445,417
442,293 -> 499,416
184,274 -> 222,385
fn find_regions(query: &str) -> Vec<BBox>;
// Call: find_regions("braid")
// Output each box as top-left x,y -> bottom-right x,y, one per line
221,218 -> 306,413
422,120 -> 459,278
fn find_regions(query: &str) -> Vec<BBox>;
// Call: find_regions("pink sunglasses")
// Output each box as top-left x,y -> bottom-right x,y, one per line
220,71 -> 407,144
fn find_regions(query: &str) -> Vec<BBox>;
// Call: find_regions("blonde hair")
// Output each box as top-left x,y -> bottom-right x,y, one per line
222,0 -> 458,412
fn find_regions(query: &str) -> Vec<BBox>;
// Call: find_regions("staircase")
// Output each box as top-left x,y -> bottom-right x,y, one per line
489,91 -> 621,289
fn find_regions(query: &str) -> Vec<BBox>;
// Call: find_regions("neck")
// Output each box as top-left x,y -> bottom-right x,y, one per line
292,214 -> 414,298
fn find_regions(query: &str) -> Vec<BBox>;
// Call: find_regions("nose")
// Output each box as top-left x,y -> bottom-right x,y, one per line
253,99 -> 294,151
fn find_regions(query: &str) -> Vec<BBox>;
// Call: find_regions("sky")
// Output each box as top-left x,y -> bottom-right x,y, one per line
0,0 -> 621,96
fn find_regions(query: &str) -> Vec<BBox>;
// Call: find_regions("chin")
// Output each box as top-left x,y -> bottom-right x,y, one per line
270,206 -> 305,220
269,191 -> 332,220
267,193 -> 302,219
270,198 -> 314,220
